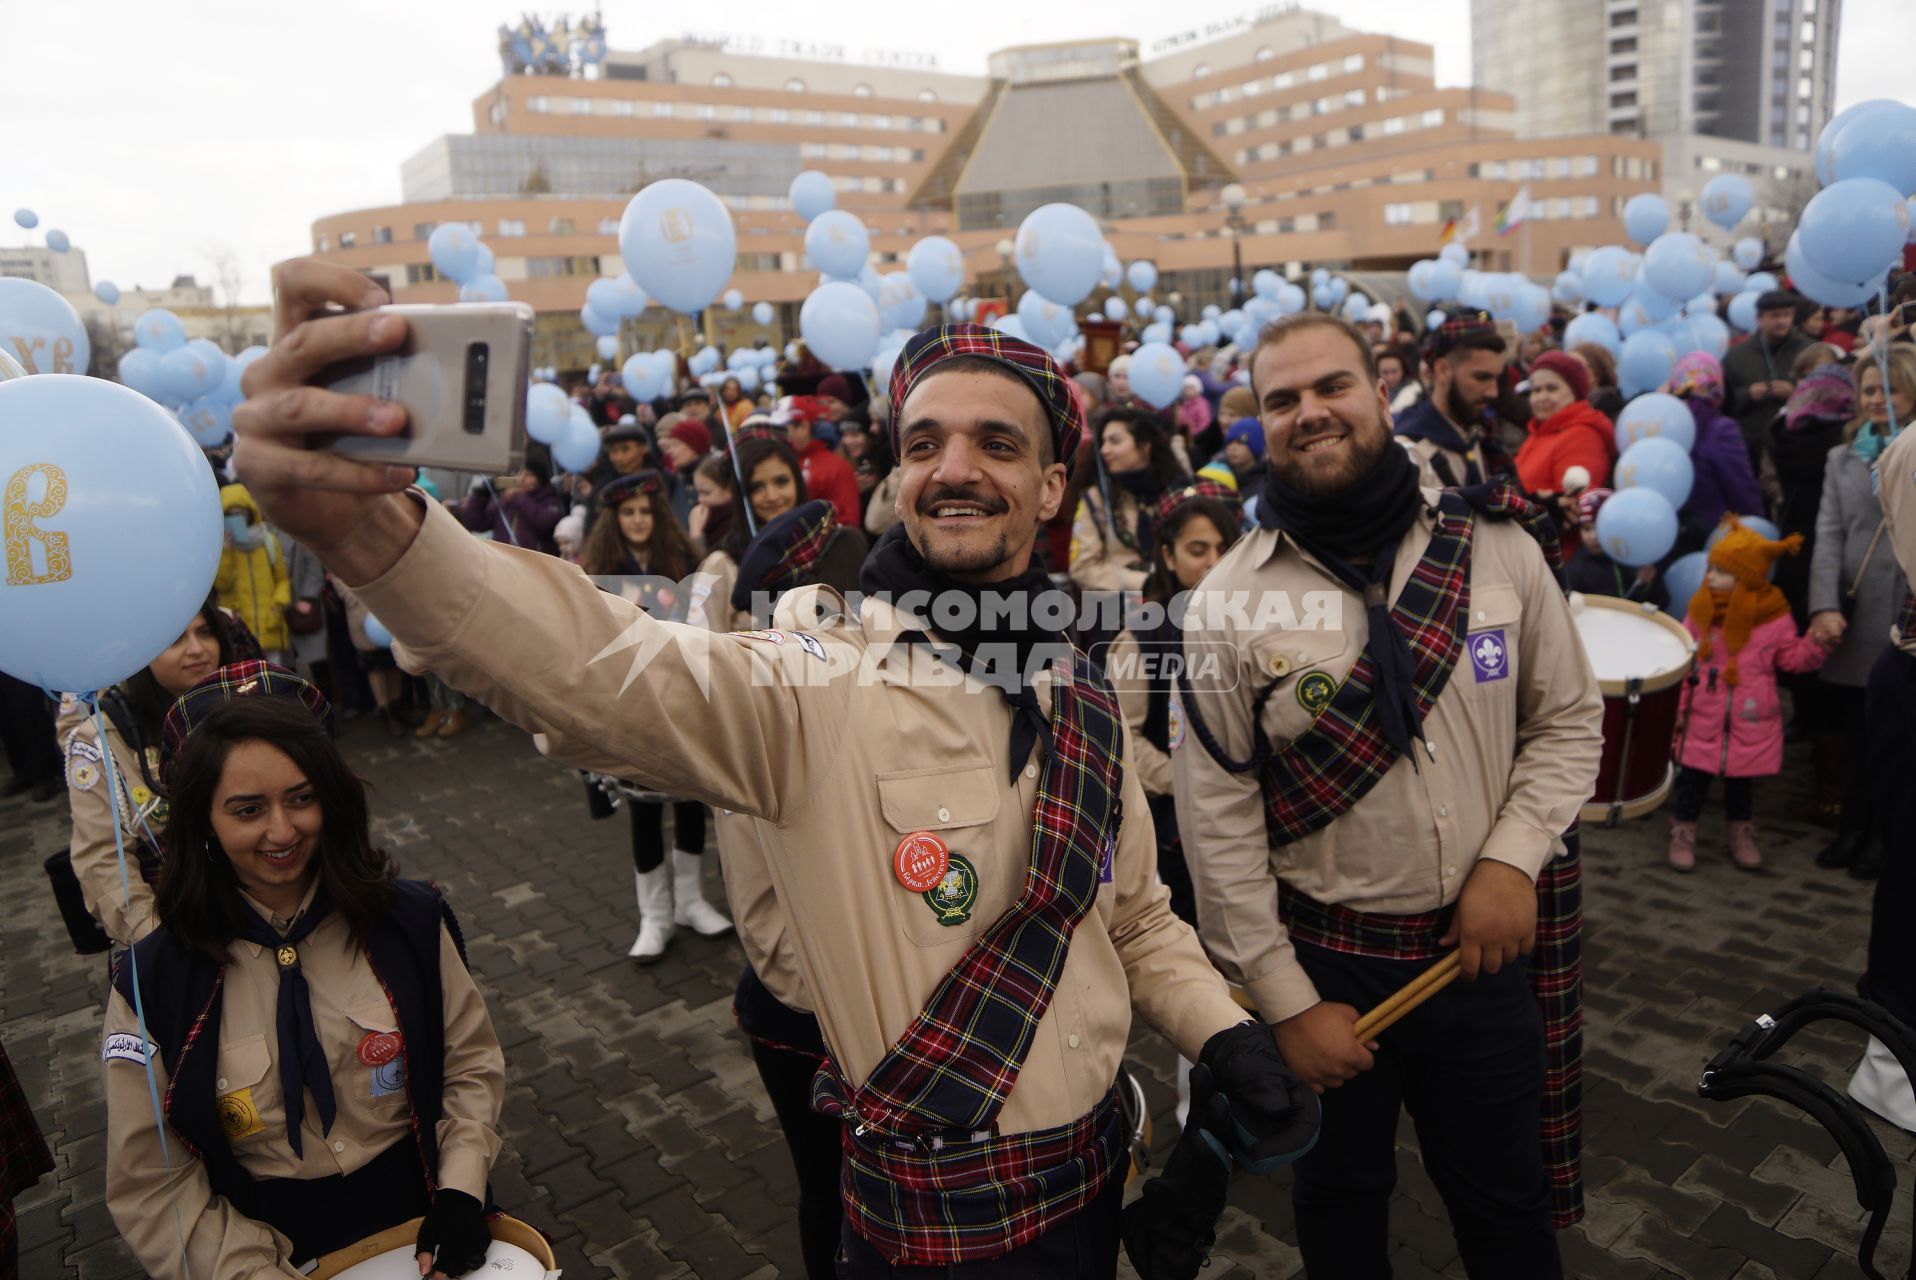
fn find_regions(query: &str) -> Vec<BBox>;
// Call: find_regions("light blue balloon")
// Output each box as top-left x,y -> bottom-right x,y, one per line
428,223 -> 480,284
1310,268 -> 1330,288
585,277 -> 626,317
990,314 -> 1030,341
1552,271 -> 1584,303
1015,203 -> 1103,307
1511,285 -> 1551,335
1618,330 -> 1678,397
804,210 -> 870,279
1726,291 -> 1761,333
552,412 -> 602,474
1828,101 -> 1916,195
872,348 -> 898,388
736,365 -> 761,394
1101,249 -> 1123,289
12,208 -> 35,229
1700,174 -> 1754,230
1427,309 -> 1447,330
1154,305 -> 1174,325
1581,246 -> 1636,307
1128,342 -> 1185,409
1818,100 -> 1894,186
723,288 -> 744,311
1426,259 -> 1462,302
179,396 -> 232,449
1312,284 -> 1335,310
691,345 -> 721,376
1407,261 -> 1437,301
1643,232 -> 1715,303
1103,296 -> 1128,321
1439,244 -> 1469,268
474,242 -> 495,277
881,271 -> 927,331
362,615 -> 394,649
461,274 -> 509,303
1616,436 -> 1695,509
93,281 -> 120,306
1785,230 -> 1884,309
1688,313 -> 1730,359
753,301 -> 775,325
527,382 -> 571,443
620,178 -> 738,314
117,346 -> 167,400
158,345 -> 221,404
800,281 -> 881,370
1252,269 -> 1282,300
1614,392 -> 1695,452
1662,551 -> 1709,616
1202,304 -> 1221,322
579,305 -> 618,336
906,235 -> 965,304
45,230 -> 68,254
1134,296 -> 1154,319
1743,272 -> 1779,295
1732,238 -> 1763,271
789,170 -> 836,222
0,278 -> 90,375
1712,262 -> 1746,296
1139,320 -> 1172,347
1623,194 -> 1670,245
596,335 -> 619,361
1278,283 -> 1307,314
1127,261 -> 1157,294
1220,308 -> 1244,333
1019,290 -> 1073,348
1596,486 -> 1679,567
1796,178 -> 1910,285
1179,323 -> 1203,347
1633,282 -> 1684,322
0,376 -> 222,691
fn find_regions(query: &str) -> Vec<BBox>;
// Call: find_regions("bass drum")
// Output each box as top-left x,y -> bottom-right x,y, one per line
1115,1061 -> 1155,1188
306,1214 -> 557,1279
1569,593 -> 1696,825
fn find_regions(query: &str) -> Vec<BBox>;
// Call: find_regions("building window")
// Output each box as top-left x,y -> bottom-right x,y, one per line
1384,202 -> 1412,226
1574,196 -> 1598,218
653,101 -> 673,116
1610,8 -> 1636,25
918,88 -> 937,102
339,231 -> 357,248
693,103 -> 716,119
1345,88 -> 1365,107
1611,91 -> 1638,108
524,255 -> 600,278
1256,45 -> 1275,61
612,99 -> 634,116
1421,108 -> 1444,128
1307,62 -> 1328,81
1549,157 -> 1570,178
405,263 -> 442,285
369,225 -> 391,245
711,73 -> 733,87
549,217 -> 574,235
1574,154 -> 1598,176
570,97 -> 593,113
786,78 -> 806,92
489,102 -> 506,126
1273,71 -> 1294,90
529,96 -> 549,112
1194,63 -> 1212,79
316,235 -> 331,252
498,219 -> 525,237
597,217 -> 619,235
853,83 -> 873,97
414,222 -> 436,240
1343,54 -> 1364,73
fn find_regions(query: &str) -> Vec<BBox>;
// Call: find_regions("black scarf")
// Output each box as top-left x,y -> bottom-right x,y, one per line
860,524 -> 1071,782
236,884 -> 337,1159
1257,444 -> 1430,760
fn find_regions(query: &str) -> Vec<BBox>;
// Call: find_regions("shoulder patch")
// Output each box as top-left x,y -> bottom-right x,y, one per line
1168,690 -> 1187,751
67,737 -> 103,792
793,632 -> 827,662
736,629 -> 785,645
103,1032 -> 156,1066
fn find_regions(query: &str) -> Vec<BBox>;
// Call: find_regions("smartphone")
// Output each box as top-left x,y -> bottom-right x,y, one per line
318,303 -> 533,474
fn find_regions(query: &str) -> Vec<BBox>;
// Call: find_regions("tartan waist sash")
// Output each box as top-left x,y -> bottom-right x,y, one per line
1278,838 -> 1586,1230
817,1079 -> 1124,1266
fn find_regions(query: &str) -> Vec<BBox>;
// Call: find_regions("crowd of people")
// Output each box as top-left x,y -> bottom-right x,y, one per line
1,249 -> 1912,1280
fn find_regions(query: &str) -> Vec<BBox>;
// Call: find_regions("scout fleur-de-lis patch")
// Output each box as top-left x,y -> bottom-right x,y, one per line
922,854 -> 978,927
1296,671 -> 1337,714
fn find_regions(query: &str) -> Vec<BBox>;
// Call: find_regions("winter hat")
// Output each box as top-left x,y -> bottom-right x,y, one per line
1528,350 -> 1591,402
1224,417 -> 1266,458
1690,516 -> 1803,685
887,324 -> 1084,468
816,373 -> 854,405
666,416 -> 712,458
1783,362 -> 1856,433
160,661 -> 334,794
1575,487 -> 1614,528
1196,459 -> 1240,491
1180,374 -> 1203,398
1218,384 -> 1258,423
1155,477 -> 1242,527
1669,351 -> 1726,406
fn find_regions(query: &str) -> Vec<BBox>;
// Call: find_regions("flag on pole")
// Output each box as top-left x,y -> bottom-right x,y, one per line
1440,205 -> 1481,246
1495,187 -> 1531,237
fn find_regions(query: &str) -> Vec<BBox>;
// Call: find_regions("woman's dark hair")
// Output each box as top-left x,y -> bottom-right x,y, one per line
1572,343 -> 1618,391
579,482 -> 697,580
722,438 -> 809,563
122,593 -> 234,743
1376,343 -> 1418,387
157,698 -> 395,965
1093,406 -> 1183,487
1142,499 -> 1240,607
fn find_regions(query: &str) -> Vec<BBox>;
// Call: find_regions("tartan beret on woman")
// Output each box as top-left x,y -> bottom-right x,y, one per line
885,324 -> 1084,468
1155,477 -> 1242,527
160,661 -> 334,794
596,468 -> 667,508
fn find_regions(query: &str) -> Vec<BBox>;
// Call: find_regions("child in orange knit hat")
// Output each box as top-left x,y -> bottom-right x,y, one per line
1669,517 -> 1837,871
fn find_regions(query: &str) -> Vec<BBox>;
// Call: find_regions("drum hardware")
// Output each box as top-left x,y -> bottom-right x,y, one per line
1570,594 -> 1696,824
1602,674 -> 1645,828
307,1213 -> 558,1278
585,772 -> 670,808
1115,1062 -> 1156,1187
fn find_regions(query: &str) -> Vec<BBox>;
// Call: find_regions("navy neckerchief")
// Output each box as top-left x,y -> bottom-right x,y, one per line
237,885 -> 337,1158
1395,399 -> 1485,486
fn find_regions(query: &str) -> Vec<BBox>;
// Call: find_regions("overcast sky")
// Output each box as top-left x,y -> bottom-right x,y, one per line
5,0 -> 1905,306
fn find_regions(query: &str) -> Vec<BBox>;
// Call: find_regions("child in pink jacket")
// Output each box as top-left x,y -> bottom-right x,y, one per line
1669,518 -> 1836,871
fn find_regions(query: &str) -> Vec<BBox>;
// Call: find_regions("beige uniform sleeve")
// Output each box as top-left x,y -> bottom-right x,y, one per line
687,550 -> 738,634
1475,524 -> 1606,879
1879,425 -> 1916,580
350,499 -> 845,822
433,923 -> 505,1199
1105,631 -> 1172,797
62,707 -> 158,948
865,470 -> 903,536
1172,573 -> 1321,1022
716,813 -> 810,1011
1068,493 -> 1148,595
1108,718 -> 1248,1061
103,993 -> 304,1280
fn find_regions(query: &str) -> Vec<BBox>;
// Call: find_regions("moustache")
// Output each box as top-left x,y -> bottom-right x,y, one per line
917,487 -> 1009,516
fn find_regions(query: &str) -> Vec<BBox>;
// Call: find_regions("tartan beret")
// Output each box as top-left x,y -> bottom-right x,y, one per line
1423,310 -> 1500,361
730,500 -> 837,612
1155,477 -> 1242,527
886,324 -> 1083,468
159,661 -> 335,794
598,469 -> 666,508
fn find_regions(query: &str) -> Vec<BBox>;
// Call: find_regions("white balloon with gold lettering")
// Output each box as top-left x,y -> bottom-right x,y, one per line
618,178 -> 737,315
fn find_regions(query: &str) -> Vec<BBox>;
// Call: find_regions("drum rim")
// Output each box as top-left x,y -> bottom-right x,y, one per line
305,1213 -> 555,1278
1579,762 -> 1677,824
1571,593 -> 1696,696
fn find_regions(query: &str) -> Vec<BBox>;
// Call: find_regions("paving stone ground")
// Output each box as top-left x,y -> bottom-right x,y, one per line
3,709 -> 1910,1279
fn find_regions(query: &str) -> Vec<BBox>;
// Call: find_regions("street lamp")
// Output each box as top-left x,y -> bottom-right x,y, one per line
1221,182 -> 1249,309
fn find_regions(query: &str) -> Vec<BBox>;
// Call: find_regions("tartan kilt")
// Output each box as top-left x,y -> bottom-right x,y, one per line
825,1086 -> 1124,1266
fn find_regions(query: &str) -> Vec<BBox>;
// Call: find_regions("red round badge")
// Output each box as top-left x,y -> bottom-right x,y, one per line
893,831 -> 951,894
357,1031 -> 403,1067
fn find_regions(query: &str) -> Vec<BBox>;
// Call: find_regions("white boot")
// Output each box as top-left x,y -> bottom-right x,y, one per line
672,848 -> 734,936
628,866 -> 676,962
1175,1055 -> 1194,1130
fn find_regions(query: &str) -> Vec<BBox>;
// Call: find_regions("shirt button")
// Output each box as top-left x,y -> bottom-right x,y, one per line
1444,866 -> 1456,877
332,1141 -> 345,1153
1438,804 -> 1449,817
1067,1034 -> 1081,1049
936,807 -> 951,824
216,1078 -> 227,1090
1267,654 -> 1291,677
1476,610 -> 1486,621
1024,764 -> 1037,780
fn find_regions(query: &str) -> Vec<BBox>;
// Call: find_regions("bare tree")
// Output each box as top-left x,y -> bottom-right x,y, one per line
203,248 -> 251,352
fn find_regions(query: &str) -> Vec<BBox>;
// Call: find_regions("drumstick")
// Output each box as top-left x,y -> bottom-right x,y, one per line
1352,952 -> 1462,1041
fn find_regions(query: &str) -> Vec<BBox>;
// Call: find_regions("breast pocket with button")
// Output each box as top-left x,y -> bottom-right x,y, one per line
345,1002 -> 409,1110
877,762 -> 1006,948
1459,583 -> 1523,705
214,1032 -> 280,1147
1248,628 -> 1356,748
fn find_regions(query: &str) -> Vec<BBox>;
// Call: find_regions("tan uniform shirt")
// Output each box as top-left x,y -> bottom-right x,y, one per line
1069,490 -> 1148,595
1878,425 -> 1916,656
103,887 -> 505,1279
689,548 -> 746,633
717,807 -> 813,1013
1173,493 -> 1603,1022
353,499 -> 1246,1135
1103,629 -> 1173,798
59,696 -> 164,947
1400,433 -> 1489,492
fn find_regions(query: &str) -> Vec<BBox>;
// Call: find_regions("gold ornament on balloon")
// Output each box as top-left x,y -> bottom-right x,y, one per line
5,463 -> 72,586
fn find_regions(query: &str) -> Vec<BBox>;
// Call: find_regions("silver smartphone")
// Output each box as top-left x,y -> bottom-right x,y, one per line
319,302 -> 534,474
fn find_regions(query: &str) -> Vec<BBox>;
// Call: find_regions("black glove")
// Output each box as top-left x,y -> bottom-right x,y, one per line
415,1188 -> 491,1277
1198,1020 -> 1322,1173
1121,1064 -> 1234,1280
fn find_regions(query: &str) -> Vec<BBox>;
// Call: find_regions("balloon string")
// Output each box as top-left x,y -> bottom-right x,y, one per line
717,414 -> 758,538
90,697 -> 195,1280
480,477 -> 524,549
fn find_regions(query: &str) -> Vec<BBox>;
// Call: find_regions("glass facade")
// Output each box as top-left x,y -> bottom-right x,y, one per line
401,134 -> 805,202
955,177 -> 1183,232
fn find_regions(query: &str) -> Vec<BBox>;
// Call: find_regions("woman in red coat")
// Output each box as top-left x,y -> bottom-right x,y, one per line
1515,350 -> 1617,515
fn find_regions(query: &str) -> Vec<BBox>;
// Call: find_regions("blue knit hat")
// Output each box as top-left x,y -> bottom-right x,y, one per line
1224,417 -> 1265,458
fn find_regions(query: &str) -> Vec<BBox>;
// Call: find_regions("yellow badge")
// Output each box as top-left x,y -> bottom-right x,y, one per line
217,1088 -> 265,1141
275,945 -> 298,969
130,785 -> 152,808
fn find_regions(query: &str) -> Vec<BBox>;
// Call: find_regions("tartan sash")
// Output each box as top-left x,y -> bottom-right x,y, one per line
812,649 -> 1126,1263
1898,590 -> 1916,642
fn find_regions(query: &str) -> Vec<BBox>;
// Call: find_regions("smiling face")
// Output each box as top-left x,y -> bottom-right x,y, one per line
150,612 -> 221,698
1860,362 -> 1916,428
1252,325 -> 1394,497
616,493 -> 655,550
748,455 -> 799,523
1100,420 -> 1147,473
210,739 -> 322,917
1527,367 -> 1574,422
894,367 -> 1067,583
